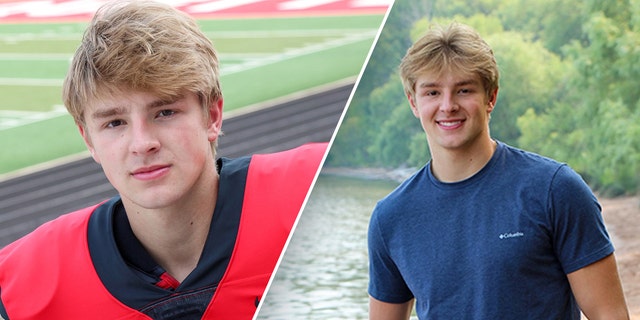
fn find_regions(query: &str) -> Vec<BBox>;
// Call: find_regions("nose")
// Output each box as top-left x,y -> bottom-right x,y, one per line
129,120 -> 160,155
439,92 -> 459,113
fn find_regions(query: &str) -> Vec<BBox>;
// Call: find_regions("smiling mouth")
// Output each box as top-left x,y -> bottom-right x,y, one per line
437,120 -> 464,128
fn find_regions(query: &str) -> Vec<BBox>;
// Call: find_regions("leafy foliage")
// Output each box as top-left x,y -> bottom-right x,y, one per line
328,0 -> 640,195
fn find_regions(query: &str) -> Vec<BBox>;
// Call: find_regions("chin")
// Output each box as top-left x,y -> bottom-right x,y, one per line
435,139 -> 465,149
125,191 -> 185,210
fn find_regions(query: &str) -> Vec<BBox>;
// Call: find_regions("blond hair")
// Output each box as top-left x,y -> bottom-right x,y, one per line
399,23 -> 499,99
63,0 -> 221,126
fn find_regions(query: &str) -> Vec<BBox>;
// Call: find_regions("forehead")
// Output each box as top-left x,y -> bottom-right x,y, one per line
414,68 -> 482,88
84,88 -> 189,114
90,88 -> 156,107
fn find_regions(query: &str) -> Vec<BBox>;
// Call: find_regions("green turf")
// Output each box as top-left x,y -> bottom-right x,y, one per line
0,14 -> 384,175
0,60 -> 69,78
221,38 -> 375,107
0,86 -> 63,111
0,39 -> 81,54
0,115 -> 86,174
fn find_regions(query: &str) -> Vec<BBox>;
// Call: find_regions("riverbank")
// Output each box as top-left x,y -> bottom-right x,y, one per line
321,166 -> 416,183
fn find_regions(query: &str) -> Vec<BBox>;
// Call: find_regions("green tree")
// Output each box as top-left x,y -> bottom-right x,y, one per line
328,0 -> 640,195
366,77 -> 420,167
430,0 -> 502,17
519,4 -> 640,194
497,0 -> 586,55
328,0 -> 427,167
487,31 -> 566,145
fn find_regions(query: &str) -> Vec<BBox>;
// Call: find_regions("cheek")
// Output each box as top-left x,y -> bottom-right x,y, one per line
91,135 -> 131,165
174,127 -> 212,155
413,103 -> 435,122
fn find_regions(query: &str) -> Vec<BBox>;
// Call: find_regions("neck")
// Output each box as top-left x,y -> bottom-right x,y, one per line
123,168 -> 219,283
429,137 -> 497,183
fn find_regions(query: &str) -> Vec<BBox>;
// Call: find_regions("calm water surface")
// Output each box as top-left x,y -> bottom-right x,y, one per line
257,173 -> 399,319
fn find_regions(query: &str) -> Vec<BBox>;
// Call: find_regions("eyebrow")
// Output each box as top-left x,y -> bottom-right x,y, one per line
91,106 -> 127,120
90,98 -> 178,120
148,98 -> 177,110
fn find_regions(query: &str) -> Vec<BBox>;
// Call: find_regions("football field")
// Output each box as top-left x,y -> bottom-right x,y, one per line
0,11 -> 385,175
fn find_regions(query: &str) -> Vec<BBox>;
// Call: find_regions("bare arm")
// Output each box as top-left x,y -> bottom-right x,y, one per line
369,296 -> 414,320
567,253 -> 629,319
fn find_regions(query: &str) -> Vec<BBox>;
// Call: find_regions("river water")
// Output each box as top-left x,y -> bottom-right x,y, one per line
257,173 -> 399,319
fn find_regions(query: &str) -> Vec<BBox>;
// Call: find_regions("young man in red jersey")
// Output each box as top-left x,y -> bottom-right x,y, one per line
0,1 -> 327,319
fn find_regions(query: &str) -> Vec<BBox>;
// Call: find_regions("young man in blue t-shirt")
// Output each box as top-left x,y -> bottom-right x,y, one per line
367,22 -> 629,319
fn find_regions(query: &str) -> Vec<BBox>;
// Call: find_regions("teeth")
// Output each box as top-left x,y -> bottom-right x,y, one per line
438,121 -> 460,127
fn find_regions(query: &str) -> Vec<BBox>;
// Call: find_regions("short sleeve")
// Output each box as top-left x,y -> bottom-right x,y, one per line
549,165 -> 614,274
367,206 -> 414,303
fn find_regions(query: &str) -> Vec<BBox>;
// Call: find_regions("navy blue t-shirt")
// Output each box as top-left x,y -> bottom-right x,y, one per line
368,141 -> 613,319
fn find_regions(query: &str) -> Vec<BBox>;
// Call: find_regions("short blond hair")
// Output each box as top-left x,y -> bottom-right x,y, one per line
399,23 -> 499,99
63,0 -> 222,126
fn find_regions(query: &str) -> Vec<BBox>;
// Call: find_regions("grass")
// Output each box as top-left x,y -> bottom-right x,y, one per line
0,86 -> 62,111
0,14 -> 384,175
1,115 -> 85,171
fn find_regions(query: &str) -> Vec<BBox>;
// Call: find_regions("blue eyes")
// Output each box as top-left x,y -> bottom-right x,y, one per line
423,89 -> 471,97
157,110 -> 176,117
107,120 -> 124,128
103,110 -> 176,129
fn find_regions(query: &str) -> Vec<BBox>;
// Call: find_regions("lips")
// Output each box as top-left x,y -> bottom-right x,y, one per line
131,165 -> 171,180
436,119 -> 464,129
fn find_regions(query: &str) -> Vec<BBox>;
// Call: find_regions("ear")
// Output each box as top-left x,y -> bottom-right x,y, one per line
407,93 -> 420,118
78,124 -> 100,164
206,98 -> 224,142
487,88 -> 499,113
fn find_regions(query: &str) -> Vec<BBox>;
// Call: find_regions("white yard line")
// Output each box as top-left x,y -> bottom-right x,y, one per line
0,33 -> 82,42
0,78 -> 63,86
0,28 -> 376,131
220,29 -> 375,75
0,29 -> 376,86
0,28 -> 373,41
0,107 -> 68,131
279,0 -> 341,11
0,53 -> 71,60
187,0 -> 267,13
